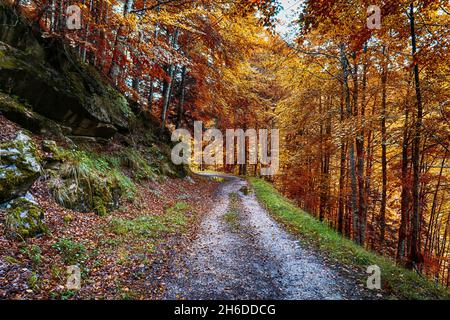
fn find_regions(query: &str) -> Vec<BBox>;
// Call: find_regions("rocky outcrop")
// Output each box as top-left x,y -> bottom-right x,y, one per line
0,131 -> 41,203
45,146 -> 125,216
0,92 -> 71,136
49,164 -> 122,217
0,4 -> 134,139
4,194 -> 47,239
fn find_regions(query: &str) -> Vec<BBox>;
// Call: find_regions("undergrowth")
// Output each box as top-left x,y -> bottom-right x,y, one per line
53,238 -> 88,266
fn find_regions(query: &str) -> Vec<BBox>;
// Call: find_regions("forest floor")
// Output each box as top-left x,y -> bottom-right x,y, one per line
162,174 -> 377,300
0,115 -> 221,300
0,172 -> 219,300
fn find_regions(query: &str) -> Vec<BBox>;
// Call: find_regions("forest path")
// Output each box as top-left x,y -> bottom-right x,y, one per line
163,174 -> 370,300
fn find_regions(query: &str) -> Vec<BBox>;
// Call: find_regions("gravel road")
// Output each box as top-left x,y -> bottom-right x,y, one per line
163,174 -> 373,300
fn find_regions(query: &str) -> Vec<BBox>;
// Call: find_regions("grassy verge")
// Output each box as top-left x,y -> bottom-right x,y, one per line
249,178 -> 449,300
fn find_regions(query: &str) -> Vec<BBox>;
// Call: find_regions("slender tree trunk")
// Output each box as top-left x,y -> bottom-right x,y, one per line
324,95 -> 332,222
338,80 -> 346,234
161,64 -> 175,129
397,84 -> 411,263
365,92 -> 376,249
146,2 -> 161,112
176,65 -> 187,129
147,79 -> 155,112
340,45 -> 359,243
438,211 -> 449,286
319,94 -> 325,221
108,0 -> 133,81
357,44 -> 368,245
409,2 -> 424,267
380,45 -> 388,253
161,29 -> 179,131
425,154 -> 446,255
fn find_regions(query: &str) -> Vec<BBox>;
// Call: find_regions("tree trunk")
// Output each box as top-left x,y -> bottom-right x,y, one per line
338,80 -> 346,234
161,64 -> 175,130
425,154 -> 446,255
147,79 -> 154,112
340,45 -> 359,243
108,0 -> 134,81
409,2 -> 424,267
319,94 -> 325,221
380,45 -> 388,253
397,84 -> 411,264
176,65 -> 187,129
356,44 -> 368,245
160,29 -> 179,131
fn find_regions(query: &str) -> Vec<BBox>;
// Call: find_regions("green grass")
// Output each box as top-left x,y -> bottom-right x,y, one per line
210,176 -> 226,183
223,193 -> 240,231
249,177 -> 450,300
27,271 -> 41,290
4,255 -> 20,265
49,149 -> 138,213
108,201 -> 191,239
164,201 -> 190,231
58,149 -> 138,198
48,142 -> 183,216
50,289 -> 78,300
109,216 -> 169,238
223,211 -> 239,230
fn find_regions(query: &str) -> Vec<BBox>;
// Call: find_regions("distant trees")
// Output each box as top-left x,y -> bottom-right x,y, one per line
269,0 -> 449,285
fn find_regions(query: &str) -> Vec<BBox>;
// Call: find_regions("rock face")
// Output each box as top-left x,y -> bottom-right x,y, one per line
0,92 -> 71,137
0,4 -> 45,60
4,195 -> 46,239
0,132 -> 42,203
0,4 -> 133,139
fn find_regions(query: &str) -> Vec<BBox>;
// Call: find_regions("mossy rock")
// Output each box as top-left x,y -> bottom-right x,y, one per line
239,186 -> 252,195
0,4 -> 134,138
159,162 -> 177,178
41,140 -> 64,169
42,140 -> 58,154
50,173 -> 119,216
4,196 -> 47,239
0,92 -> 42,133
48,151 -> 125,216
0,39 -> 131,138
0,131 -> 41,203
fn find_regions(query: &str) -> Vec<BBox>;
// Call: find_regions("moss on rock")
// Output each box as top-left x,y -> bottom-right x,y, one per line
0,131 -> 42,203
5,197 -> 47,239
42,140 -> 58,154
48,149 -> 134,216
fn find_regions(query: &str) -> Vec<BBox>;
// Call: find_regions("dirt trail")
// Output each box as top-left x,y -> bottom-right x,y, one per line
163,174 -> 372,300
